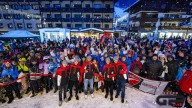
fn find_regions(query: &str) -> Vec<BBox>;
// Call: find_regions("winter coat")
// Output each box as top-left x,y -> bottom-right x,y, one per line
143,60 -> 163,80
178,70 -> 192,94
29,64 -> 41,80
176,67 -> 184,81
0,65 -> 19,82
166,58 -> 185,80
69,64 -> 81,82
39,62 -> 50,75
17,63 -> 29,73
49,61 -> 60,74
130,60 -> 142,74
102,63 -> 116,81
55,65 -> 69,85
81,61 -> 94,80
98,60 -> 105,73
114,60 -> 128,80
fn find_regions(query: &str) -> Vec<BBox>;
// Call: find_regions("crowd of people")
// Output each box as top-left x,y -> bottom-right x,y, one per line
0,35 -> 191,107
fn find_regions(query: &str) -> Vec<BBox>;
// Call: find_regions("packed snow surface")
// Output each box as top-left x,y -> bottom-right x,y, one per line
0,85 -> 171,108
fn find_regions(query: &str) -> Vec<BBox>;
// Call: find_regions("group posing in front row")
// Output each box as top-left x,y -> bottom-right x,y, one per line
0,55 -> 128,106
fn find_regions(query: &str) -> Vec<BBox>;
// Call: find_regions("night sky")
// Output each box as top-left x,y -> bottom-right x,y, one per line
118,0 -> 138,8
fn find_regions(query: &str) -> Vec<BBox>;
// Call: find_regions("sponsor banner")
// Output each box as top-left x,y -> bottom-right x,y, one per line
128,71 -> 169,95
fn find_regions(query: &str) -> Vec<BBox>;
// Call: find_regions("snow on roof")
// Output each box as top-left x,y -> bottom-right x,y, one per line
0,30 -> 39,38
80,28 -> 103,32
70,29 -> 79,32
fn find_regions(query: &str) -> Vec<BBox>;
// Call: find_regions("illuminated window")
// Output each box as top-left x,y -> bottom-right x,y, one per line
27,23 -> 32,28
8,23 -> 13,28
17,23 -> 22,29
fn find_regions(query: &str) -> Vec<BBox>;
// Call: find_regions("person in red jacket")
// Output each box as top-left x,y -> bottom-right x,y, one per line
130,56 -> 142,75
81,56 -> 94,99
113,56 -> 128,103
178,66 -> 192,94
55,60 -> 69,106
102,57 -> 116,101
68,58 -> 81,101
178,66 -> 192,108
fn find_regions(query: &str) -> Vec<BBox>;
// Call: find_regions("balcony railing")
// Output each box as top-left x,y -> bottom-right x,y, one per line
161,18 -> 188,22
44,18 -> 113,22
40,7 -> 114,13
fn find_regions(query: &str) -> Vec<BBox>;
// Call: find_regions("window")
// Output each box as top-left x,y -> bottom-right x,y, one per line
85,4 -> 90,8
33,5 -> 39,10
144,23 -> 151,27
0,23 -> 3,28
27,23 -> 32,28
24,14 -> 32,19
65,4 -> 70,8
55,14 -> 62,18
45,4 -> 50,8
22,5 -> 30,10
48,23 -> 53,28
74,14 -> 81,18
56,24 -> 62,28
75,24 -> 82,28
67,24 -> 71,28
66,14 -> 70,18
8,23 -> 13,28
36,23 -> 42,28
17,23 -> 22,29
94,4 -> 102,8
104,24 -> 109,29
86,24 -> 90,28
172,23 -> 176,26
94,14 -> 101,18
14,14 -> 22,19
94,24 -> 101,28
34,14 -> 41,19
54,4 -> 61,8
86,14 -> 90,18
105,15 -> 110,18
3,14 -> 12,19
47,14 -> 51,18
74,4 -> 81,8
11,4 -> 20,10
105,4 -> 110,8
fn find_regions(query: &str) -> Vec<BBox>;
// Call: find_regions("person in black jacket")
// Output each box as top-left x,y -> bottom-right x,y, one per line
165,51 -> 185,81
29,57 -> 42,97
143,54 -> 163,80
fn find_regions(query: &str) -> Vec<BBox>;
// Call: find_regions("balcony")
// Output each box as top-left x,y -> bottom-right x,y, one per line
103,18 -> 113,22
61,18 -> 71,22
72,18 -> 83,22
92,18 -> 103,22
82,8 -> 93,12
161,18 -> 188,22
45,18 -> 62,22
102,8 -> 114,13
71,8 -> 82,12
82,18 -> 92,22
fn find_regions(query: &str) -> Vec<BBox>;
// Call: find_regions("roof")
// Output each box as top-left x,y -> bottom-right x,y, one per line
124,0 -> 141,12
80,28 -> 104,32
0,30 -> 39,38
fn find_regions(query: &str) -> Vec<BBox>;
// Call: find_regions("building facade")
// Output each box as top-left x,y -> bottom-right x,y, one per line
125,0 -> 192,38
0,0 -> 117,34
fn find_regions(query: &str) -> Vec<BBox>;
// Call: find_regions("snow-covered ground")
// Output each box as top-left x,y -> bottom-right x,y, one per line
0,85 -> 171,108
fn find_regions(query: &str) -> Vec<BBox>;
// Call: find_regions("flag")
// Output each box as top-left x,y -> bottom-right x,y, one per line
128,71 -> 169,95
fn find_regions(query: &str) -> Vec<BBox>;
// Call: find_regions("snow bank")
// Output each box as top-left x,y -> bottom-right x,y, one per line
0,86 -> 172,108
